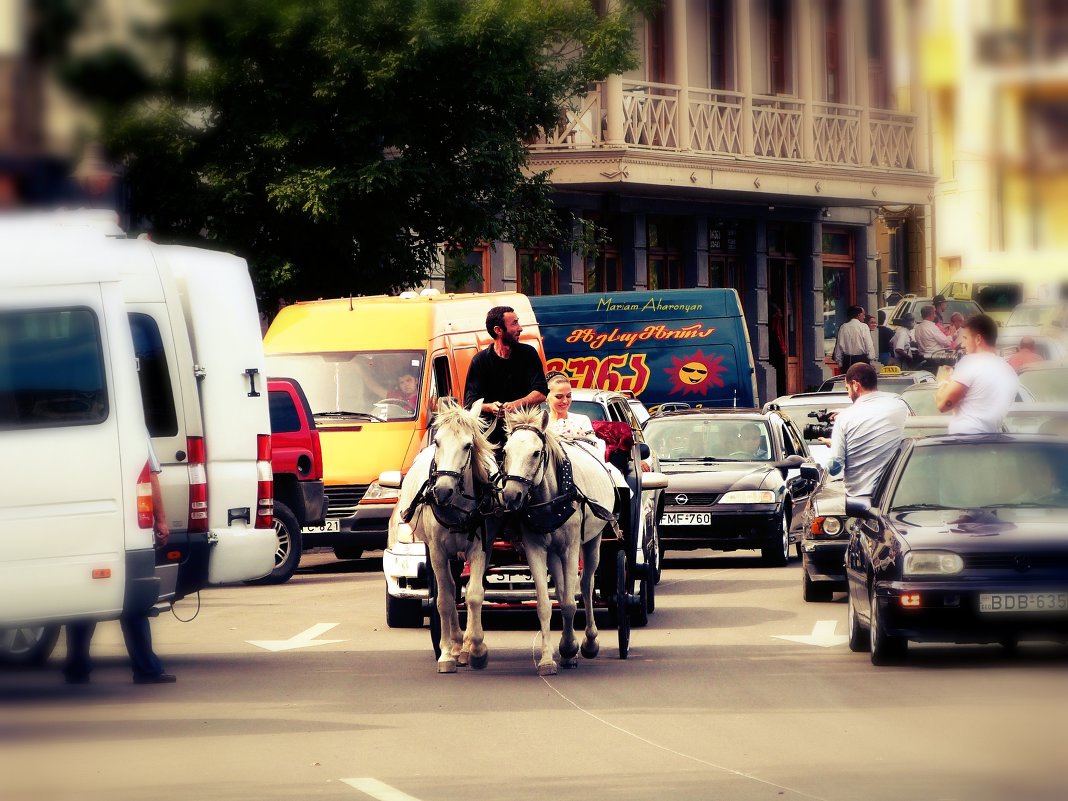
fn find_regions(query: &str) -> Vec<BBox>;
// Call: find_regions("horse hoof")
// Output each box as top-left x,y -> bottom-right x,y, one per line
560,656 -> 578,669
437,660 -> 457,674
470,651 -> 489,670
559,643 -> 579,661
537,662 -> 558,676
581,640 -> 600,659
457,651 -> 470,667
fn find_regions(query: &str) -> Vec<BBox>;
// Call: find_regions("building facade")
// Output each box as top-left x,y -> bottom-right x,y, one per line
926,0 -> 1068,305
455,0 -> 935,403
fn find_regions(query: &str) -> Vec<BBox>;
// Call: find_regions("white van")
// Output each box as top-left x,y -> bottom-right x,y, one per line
0,239 -> 159,637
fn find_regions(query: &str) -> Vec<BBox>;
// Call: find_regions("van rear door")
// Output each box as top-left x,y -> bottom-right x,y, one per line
158,246 -> 276,583
0,284 -> 135,624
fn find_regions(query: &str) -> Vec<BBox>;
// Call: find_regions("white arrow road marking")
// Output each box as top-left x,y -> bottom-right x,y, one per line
342,778 -> 423,801
772,619 -> 848,648
246,623 -> 345,652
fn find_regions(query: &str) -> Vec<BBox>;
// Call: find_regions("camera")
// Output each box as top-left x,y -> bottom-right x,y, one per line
803,409 -> 835,440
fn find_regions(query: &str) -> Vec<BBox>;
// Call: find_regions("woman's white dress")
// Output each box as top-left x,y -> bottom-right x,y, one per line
548,411 -> 629,490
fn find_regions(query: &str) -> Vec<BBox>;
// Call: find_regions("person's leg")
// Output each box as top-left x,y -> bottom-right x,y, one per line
62,621 -> 96,683
119,614 -> 167,681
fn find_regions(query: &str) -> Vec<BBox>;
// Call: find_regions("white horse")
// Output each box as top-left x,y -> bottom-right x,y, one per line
500,407 -> 619,676
396,398 -> 497,673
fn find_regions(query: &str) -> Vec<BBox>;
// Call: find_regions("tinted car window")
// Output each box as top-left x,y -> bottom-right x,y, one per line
129,312 -> 178,437
0,308 -> 108,429
569,400 -> 608,421
1019,368 -> 1068,403
269,389 -> 301,433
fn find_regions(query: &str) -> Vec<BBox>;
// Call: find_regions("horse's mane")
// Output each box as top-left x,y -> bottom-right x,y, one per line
506,406 -> 566,468
434,399 -> 495,483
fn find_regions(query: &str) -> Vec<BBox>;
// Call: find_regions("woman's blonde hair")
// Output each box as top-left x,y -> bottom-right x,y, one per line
546,371 -> 572,389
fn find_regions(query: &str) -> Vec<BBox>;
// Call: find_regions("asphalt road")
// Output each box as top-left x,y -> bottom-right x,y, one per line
3,549 -> 1067,801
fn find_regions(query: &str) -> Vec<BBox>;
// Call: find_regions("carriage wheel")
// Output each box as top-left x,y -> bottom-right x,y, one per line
615,550 -> 631,659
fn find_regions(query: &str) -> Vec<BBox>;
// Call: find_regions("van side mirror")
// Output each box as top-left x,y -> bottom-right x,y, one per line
638,442 -> 651,461
379,470 -> 403,490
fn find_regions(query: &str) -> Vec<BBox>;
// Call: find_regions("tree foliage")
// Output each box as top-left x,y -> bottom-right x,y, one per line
56,0 -> 650,299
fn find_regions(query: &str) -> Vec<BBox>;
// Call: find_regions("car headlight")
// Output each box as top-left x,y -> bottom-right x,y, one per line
903,550 -> 964,576
362,480 -> 400,502
821,516 -> 842,535
719,490 -> 776,504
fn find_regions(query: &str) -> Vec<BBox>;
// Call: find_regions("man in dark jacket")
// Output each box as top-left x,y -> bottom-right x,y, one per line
463,305 -> 548,446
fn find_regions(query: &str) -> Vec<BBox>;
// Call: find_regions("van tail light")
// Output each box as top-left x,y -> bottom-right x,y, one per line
255,434 -> 274,528
136,461 -> 154,529
187,436 -> 208,533
310,429 -> 324,481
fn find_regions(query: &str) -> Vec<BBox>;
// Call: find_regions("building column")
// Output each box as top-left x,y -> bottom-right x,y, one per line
605,75 -> 625,145
805,220 -> 828,388
669,0 -> 690,151
693,216 -> 709,288
847,0 -> 872,166
748,219 -> 774,404
736,0 -> 755,157
857,217 -> 879,316
567,212 -> 586,294
797,0 -> 816,162
631,212 -> 648,290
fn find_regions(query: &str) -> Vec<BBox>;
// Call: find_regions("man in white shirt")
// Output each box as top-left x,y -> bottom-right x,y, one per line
826,363 -> 910,499
913,304 -> 955,361
935,314 -> 1019,435
890,313 -> 916,367
832,305 -> 876,371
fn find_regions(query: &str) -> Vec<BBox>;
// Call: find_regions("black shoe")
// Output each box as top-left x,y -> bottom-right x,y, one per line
133,672 -> 176,684
64,673 -> 90,685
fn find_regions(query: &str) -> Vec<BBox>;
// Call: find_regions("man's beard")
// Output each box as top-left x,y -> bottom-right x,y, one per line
501,330 -> 520,347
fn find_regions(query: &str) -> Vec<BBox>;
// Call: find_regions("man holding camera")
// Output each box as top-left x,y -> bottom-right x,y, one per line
822,363 -> 910,500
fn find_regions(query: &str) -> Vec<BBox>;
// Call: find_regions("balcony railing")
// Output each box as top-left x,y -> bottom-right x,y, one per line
530,81 -> 923,174
688,89 -> 743,155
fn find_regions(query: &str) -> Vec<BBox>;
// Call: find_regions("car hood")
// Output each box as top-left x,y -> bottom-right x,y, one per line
810,481 -> 846,517
659,461 -> 775,492
888,508 -> 1068,550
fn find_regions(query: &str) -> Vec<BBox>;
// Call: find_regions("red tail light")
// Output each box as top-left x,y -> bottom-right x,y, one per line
310,430 -> 324,481
136,461 -> 154,529
255,434 -> 274,528
187,436 -> 208,533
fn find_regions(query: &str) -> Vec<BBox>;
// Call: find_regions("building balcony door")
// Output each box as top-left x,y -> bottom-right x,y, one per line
768,257 -> 804,396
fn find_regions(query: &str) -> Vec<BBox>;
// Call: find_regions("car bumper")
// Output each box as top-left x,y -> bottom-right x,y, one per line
304,501 -> 393,550
299,479 -> 326,525
383,541 -> 429,600
801,539 -> 848,583
659,506 -> 782,550
875,579 -> 1068,643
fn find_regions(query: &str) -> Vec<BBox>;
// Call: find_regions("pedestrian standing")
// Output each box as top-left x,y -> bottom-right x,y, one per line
914,305 -> 955,366
824,363 -> 910,500
890,313 -> 916,368
935,314 -> 1019,434
932,294 -> 949,328
873,311 -> 895,365
832,306 -> 876,372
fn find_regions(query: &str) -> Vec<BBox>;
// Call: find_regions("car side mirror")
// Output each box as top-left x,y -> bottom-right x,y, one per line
638,442 -> 651,461
378,470 -> 403,490
641,471 -> 669,490
799,464 -> 821,484
776,454 -> 805,473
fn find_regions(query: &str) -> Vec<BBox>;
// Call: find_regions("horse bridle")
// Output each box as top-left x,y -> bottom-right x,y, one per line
499,424 -> 551,504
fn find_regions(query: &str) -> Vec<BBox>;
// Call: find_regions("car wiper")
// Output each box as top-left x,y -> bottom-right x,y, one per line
314,410 -> 382,422
891,503 -> 954,511
980,501 -> 1062,509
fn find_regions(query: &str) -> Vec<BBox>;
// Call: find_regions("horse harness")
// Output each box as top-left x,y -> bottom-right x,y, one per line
400,448 -> 495,544
502,424 -> 618,536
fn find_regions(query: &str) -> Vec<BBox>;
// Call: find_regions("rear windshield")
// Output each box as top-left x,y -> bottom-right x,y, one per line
0,308 -> 109,429
269,390 -> 301,433
569,400 -> 609,421
974,284 -> 1023,312
775,400 -> 852,438
1006,305 -> 1058,327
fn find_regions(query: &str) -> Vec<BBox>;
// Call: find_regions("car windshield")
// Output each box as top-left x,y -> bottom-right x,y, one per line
1019,368 -> 1068,402
264,350 -> 425,421
891,442 -> 1068,510
1006,305 -> 1058,327
974,283 -> 1023,313
569,400 -> 609,422
901,387 -> 941,416
645,418 -> 773,462
1004,411 -> 1068,437
775,401 -> 852,438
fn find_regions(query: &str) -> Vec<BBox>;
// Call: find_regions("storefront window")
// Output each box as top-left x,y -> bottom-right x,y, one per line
821,227 -> 856,358
518,249 -> 559,296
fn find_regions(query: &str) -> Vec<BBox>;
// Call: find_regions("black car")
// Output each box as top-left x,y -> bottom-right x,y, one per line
796,476 -> 848,601
644,409 -> 821,566
845,434 -> 1068,665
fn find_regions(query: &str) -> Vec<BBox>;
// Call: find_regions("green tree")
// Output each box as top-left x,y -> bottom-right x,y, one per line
57,0 -> 650,300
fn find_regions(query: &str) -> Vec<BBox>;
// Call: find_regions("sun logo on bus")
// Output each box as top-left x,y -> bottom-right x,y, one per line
664,350 -> 727,396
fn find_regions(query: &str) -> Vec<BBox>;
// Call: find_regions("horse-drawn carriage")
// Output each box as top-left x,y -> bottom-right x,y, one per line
384,394 -> 667,674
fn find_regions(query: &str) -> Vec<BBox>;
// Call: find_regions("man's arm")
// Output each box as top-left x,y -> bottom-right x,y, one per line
150,472 -> 169,547
827,413 -> 847,477
935,379 -> 967,413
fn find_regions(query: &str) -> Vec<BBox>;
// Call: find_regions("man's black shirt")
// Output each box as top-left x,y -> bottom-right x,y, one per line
463,342 -> 548,440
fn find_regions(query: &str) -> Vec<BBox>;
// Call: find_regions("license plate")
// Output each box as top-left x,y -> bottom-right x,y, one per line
660,512 -> 712,526
979,592 -> 1068,613
391,556 -> 421,578
302,519 -> 340,534
486,571 -> 533,585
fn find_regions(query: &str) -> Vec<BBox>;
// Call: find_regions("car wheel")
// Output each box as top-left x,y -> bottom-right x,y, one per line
803,569 -> 833,602
847,587 -> 869,652
650,513 -> 663,585
0,625 -> 61,667
245,501 -> 302,585
761,508 -> 790,567
869,586 -> 907,665
333,545 -> 363,560
385,589 -> 424,628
